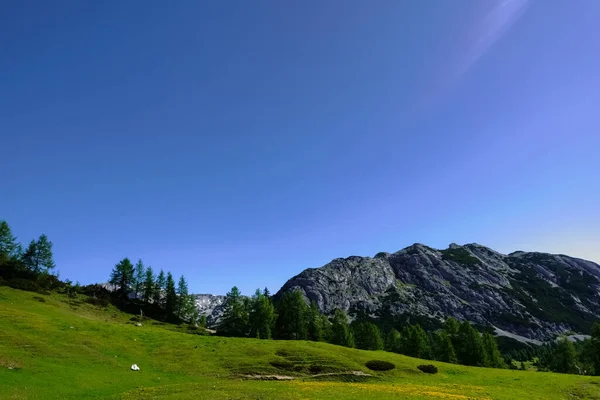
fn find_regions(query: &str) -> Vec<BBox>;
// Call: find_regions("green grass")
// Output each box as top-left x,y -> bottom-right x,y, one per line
1,287 -> 599,399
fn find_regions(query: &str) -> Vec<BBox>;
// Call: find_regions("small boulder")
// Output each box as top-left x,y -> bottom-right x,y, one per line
131,364 -> 140,371
135,323 -> 142,327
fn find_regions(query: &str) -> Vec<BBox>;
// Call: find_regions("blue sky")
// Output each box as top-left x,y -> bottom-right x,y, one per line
2,0 -> 599,295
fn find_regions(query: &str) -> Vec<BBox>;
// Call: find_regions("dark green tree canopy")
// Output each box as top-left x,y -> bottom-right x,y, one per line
220,286 -> 249,337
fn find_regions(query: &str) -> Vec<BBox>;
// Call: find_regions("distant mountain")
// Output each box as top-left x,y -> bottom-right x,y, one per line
192,294 -> 227,326
275,243 -> 600,341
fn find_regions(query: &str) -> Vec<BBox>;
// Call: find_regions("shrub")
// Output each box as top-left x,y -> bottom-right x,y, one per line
365,360 -> 395,371
417,364 -> 438,374
33,296 -> 46,303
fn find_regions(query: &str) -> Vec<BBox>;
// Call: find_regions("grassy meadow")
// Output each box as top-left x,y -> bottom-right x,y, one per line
1,286 -> 599,399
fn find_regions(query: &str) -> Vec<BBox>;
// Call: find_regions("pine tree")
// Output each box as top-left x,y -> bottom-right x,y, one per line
456,321 -> 487,366
249,289 -> 275,339
153,270 -> 166,306
399,325 -> 431,359
329,309 -> 354,348
142,266 -> 155,304
22,234 -> 55,273
220,286 -> 249,337
263,287 -> 270,297
385,328 -> 402,353
433,331 -> 458,363
552,337 -> 577,374
109,258 -> 135,300
133,259 -> 145,299
352,321 -> 384,351
482,332 -> 506,368
274,290 -> 308,340
307,302 -> 324,342
0,220 -> 20,259
176,275 -> 189,319
165,272 -> 177,317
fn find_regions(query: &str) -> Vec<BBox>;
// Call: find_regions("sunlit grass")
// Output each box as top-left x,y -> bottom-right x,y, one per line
1,286 -> 599,399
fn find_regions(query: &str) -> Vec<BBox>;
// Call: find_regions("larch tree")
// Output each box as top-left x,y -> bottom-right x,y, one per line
133,259 -> 145,299
22,234 -> 55,273
352,321 -> 384,351
274,290 -> 308,340
176,275 -> 189,319
249,288 -> 275,339
220,286 -> 249,337
385,328 -> 402,354
109,258 -> 135,300
143,266 -> 155,304
329,309 -> 354,348
482,332 -> 506,368
0,220 -> 20,259
456,321 -> 487,367
153,269 -> 166,306
165,272 -> 177,317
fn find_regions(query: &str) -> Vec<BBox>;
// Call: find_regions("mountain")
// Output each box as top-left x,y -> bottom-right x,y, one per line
275,243 -> 600,341
192,294 -> 226,325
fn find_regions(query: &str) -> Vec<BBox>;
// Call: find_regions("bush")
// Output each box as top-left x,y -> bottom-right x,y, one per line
365,360 -> 395,371
417,364 -> 438,374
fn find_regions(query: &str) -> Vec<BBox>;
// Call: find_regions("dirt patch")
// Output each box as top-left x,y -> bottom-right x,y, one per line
243,374 -> 296,380
243,371 -> 371,381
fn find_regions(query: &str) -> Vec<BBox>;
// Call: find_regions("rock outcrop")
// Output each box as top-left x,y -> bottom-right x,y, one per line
275,243 -> 600,341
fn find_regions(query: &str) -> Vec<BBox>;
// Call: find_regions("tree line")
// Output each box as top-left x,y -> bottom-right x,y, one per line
2,218 -> 600,375
218,286 -> 507,369
108,257 -> 204,325
505,330 -> 600,375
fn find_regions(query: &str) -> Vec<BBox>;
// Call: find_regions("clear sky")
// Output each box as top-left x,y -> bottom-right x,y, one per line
2,1 -> 599,295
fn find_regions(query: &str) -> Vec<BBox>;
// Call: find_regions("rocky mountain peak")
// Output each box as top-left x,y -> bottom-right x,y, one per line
275,243 -> 600,341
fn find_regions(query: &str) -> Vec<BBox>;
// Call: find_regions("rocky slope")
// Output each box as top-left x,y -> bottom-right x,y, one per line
275,243 -> 600,341
192,294 -> 226,326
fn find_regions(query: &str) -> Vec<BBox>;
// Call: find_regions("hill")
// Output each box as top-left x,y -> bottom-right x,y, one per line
1,286 -> 599,399
276,243 -> 600,341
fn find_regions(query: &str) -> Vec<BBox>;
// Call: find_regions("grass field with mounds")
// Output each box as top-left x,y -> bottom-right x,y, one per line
1,286 -> 599,399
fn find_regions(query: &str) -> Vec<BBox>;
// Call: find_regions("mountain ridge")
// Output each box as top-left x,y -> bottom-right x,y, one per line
272,243 -> 600,341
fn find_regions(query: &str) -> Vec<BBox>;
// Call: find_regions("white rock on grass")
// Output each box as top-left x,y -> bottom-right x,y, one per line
131,364 -> 140,371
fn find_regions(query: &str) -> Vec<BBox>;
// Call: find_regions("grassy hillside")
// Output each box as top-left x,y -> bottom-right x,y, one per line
1,286 -> 599,399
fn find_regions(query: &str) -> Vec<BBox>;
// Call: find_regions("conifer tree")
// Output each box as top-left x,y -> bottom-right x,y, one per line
307,302 -> 324,342
153,269 -> 166,306
433,331 -> 458,364
0,220 -> 20,259
176,275 -> 189,319
22,234 -> 55,273
352,321 -> 384,350
249,289 -> 275,339
552,337 -> 578,374
143,266 -> 155,304
109,258 -> 135,300
385,328 -> 402,353
165,272 -> 177,317
329,309 -> 354,348
456,321 -> 487,366
274,290 -> 308,340
133,259 -> 145,299
482,332 -> 506,368
220,286 -> 249,337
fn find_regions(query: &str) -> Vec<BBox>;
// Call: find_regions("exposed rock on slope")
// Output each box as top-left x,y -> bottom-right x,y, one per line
276,243 -> 600,341
192,294 -> 226,326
